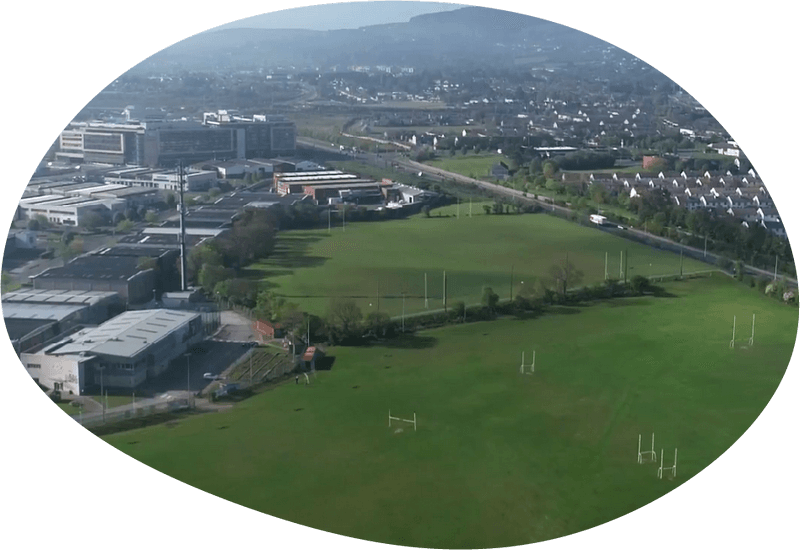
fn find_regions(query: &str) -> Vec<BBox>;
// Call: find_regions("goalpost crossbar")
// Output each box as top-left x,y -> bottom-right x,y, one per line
520,350 -> 535,374
388,410 -> 417,431
657,448 -> 678,479
638,433 -> 657,464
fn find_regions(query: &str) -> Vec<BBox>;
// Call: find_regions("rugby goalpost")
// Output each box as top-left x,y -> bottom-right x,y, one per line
389,410 -> 417,431
730,314 -> 756,348
657,448 -> 678,479
520,350 -> 535,375
637,433 -> 656,464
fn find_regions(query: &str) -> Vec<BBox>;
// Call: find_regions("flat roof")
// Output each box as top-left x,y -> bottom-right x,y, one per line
4,318 -> 56,341
143,227 -> 225,237
32,255 -> 149,282
93,246 -> 178,259
52,309 -> 200,359
2,302 -> 87,322
306,182 -> 387,190
2,289 -> 119,305
116,233 -> 205,248
278,174 -> 357,183
19,194 -> 63,205
286,178 -> 375,188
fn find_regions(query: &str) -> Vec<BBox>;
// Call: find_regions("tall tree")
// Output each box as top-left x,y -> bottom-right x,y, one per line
325,299 -> 363,344
547,257 -> 584,297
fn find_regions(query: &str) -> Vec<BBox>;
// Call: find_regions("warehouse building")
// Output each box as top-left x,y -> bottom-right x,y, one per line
19,309 -> 204,395
30,254 -> 156,305
2,289 -> 123,354
104,167 -> 217,192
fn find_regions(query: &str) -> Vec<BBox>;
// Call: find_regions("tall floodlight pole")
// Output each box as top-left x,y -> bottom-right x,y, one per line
98,365 -> 105,423
178,161 -> 188,291
749,314 -> 755,346
402,292 -> 406,332
442,270 -> 446,308
624,249 -> 628,284
704,235 -> 708,258
328,208 -> 331,234
510,265 -> 514,302
424,273 -> 428,309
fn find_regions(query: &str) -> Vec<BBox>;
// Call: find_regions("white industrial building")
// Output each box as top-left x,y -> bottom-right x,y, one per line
17,194 -> 125,226
20,309 -> 204,395
104,167 -> 217,192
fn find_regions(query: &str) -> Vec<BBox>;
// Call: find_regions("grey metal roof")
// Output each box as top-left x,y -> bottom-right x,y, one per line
2,289 -> 119,305
1,302 -> 86,321
53,309 -> 199,359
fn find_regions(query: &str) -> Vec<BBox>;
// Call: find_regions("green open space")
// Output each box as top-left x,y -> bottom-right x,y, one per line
426,154 -> 509,179
248,213 -> 711,318
104,275 -> 796,547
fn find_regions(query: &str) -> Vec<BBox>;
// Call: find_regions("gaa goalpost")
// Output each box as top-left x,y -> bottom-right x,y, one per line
519,350 -> 535,375
389,410 -> 417,431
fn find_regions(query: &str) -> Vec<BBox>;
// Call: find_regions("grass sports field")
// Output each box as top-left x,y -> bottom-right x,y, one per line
249,212 -> 710,317
426,154 -> 508,179
105,275 -> 797,547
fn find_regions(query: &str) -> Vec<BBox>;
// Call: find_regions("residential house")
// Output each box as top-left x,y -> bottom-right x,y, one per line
490,162 -> 511,181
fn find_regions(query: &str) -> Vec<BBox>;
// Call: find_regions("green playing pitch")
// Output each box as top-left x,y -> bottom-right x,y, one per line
104,275 -> 796,548
250,212 -> 710,317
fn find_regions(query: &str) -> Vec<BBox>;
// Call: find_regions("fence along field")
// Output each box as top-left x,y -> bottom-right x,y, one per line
251,211 -> 711,317
103,275 -> 798,548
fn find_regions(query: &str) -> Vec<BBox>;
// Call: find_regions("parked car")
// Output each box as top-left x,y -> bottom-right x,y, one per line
203,373 -> 223,381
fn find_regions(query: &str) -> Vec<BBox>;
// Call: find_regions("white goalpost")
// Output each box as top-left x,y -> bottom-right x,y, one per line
520,350 -> 535,375
730,313 -> 756,348
637,433 -> 656,464
657,448 -> 678,479
389,410 -> 417,431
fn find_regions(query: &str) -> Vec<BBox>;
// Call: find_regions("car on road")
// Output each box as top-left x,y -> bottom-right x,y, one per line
203,373 -> 223,381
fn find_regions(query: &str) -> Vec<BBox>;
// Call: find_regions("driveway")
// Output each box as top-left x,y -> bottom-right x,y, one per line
213,310 -> 260,344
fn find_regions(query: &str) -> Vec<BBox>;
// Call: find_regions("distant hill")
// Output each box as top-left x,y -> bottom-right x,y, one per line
134,6 -> 615,72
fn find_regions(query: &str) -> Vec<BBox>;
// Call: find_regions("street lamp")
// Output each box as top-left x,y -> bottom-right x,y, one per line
96,365 -> 106,422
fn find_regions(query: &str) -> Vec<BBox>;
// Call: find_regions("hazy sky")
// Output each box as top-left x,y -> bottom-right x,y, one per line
213,2 -> 465,31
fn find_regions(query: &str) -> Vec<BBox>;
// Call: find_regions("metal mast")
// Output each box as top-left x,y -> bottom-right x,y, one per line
178,160 -> 187,291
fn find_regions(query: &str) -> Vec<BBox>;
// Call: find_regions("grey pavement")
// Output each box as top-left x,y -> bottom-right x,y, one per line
75,390 -> 196,422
